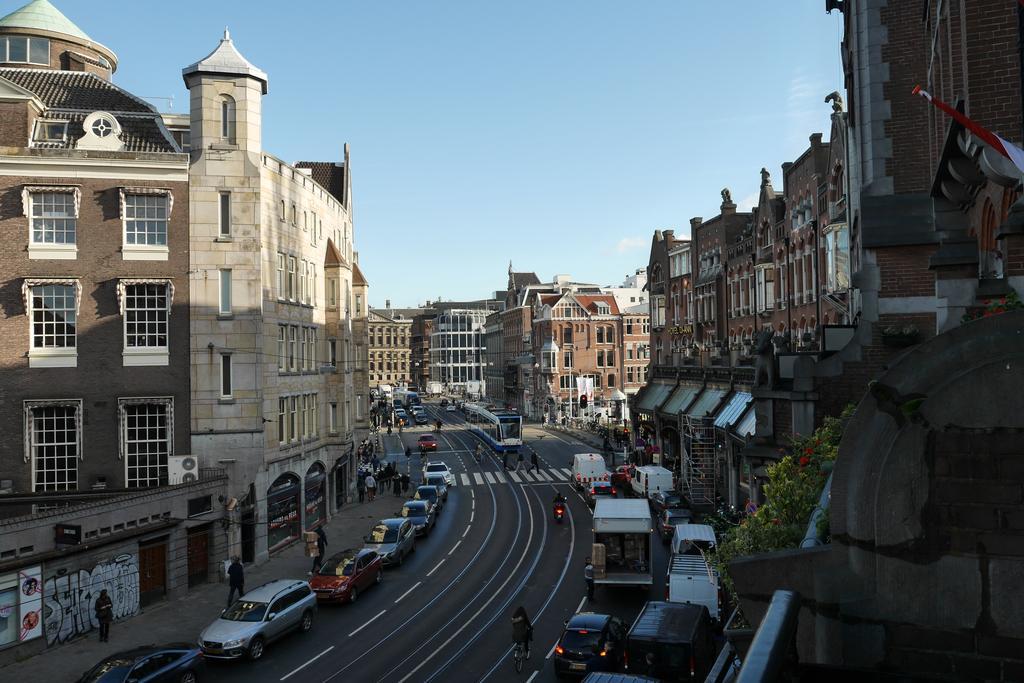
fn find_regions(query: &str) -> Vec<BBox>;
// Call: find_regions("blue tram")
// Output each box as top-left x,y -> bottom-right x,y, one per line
464,403 -> 522,452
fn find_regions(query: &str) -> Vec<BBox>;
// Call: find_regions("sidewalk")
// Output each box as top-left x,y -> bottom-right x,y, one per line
534,423 -> 633,468
0,490 -> 414,681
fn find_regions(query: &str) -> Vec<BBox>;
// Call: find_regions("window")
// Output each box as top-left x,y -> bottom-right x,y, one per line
29,191 -> 77,255
277,326 -> 286,372
277,253 -> 285,298
596,327 -> 604,344
0,36 -> 49,65
298,327 -> 306,371
608,374 -> 615,387
597,350 -> 605,367
32,120 -> 67,143
278,397 -> 287,444
607,350 -> 615,366
310,394 -> 318,439
27,400 -> 80,491
311,267 -> 317,305
355,294 -> 362,315
289,396 -> 298,441
28,282 -> 77,366
309,327 -> 317,369
563,350 -> 573,368
606,327 -> 614,344
329,402 -> 338,434
756,267 -> 775,313
559,375 -> 573,389
329,339 -> 337,367
219,269 -> 232,315
328,278 -> 337,307
300,395 -> 308,437
287,256 -> 296,300
123,193 -> 169,258
220,354 -> 233,398
291,203 -> 296,226
280,199 -> 286,221
219,192 -> 231,237
288,326 -> 297,371
220,95 -> 236,142
122,282 -> 169,364
121,400 -> 171,488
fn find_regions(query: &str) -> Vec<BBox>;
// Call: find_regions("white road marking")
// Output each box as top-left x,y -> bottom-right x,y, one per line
426,559 -> 445,577
280,645 -> 334,680
526,672 -> 539,683
537,470 -> 552,481
473,472 -> 484,485
495,471 -> 506,483
348,610 -> 386,637
470,510 -> 475,522
546,640 -> 558,659
394,581 -> 421,604
576,595 -> 587,613
519,470 -> 534,482
484,472 -> 495,484
448,540 -> 462,555
509,471 -> 522,483
559,468 -> 572,477
461,525 -> 470,538
460,473 -> 470,486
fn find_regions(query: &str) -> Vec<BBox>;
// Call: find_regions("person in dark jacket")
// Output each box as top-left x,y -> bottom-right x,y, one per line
393,474 -> 402,496
530,449 -> 540,473
227,556 -> 245,606
511,605 -> 533,658
401,472 -> 410,494
311,527 -> 328,573
94,589 -> 113,642
357,476 -> 366,503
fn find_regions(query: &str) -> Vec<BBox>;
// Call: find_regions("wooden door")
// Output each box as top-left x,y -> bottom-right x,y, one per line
138,541 -> 167,607
187,527 -> 210,588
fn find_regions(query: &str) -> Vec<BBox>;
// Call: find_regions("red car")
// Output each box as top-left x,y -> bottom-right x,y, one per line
309,548 -> 383,603
610,465 -> 633,489
418,434 -> 438,452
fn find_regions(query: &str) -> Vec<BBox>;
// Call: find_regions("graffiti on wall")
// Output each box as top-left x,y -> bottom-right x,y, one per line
43,553 -> 139,645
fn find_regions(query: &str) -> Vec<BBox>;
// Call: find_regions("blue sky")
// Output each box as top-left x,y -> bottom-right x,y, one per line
62,0 -> 842,307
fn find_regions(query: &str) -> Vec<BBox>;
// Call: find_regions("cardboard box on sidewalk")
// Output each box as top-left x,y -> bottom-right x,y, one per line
303,531 -> 318,543
305,543 -> 320,557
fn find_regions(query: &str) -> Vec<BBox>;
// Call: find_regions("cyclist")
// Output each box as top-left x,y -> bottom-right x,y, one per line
474,443 -> 483,464
511,605 -> 533,659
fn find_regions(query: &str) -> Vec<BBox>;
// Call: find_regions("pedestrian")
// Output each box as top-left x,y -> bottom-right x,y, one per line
372,454 -> 380,472
393,475 -> 402,496
401,472 -> 410,494
530,448 -> 540,473
584,557 -> 595,601
516,450 -> 524,472
94,588 -> 113,642
405,445 -> 412,459
227,556 -> 245,607
357,476 -> 366,504
310,527 -> 328,574
365,473 -> 377,501
502,452 -> 509,470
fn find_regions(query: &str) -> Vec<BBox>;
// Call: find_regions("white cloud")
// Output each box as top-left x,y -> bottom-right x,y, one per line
615,236 -> 647,253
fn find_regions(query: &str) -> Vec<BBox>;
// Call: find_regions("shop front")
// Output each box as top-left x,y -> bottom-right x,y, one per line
304,463 -> 327,530
0,566 -> 42,651
267,473 -> 301,551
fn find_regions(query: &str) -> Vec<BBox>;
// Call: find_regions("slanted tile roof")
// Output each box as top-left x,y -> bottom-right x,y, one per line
510,271 -> 540,289
295,160 -> 346,205
352,261 -> 367,286
576,294 -> 620,315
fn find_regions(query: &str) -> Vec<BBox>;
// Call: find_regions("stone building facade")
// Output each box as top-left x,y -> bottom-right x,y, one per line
182,31 -> 360,562
366,303 -> 423,387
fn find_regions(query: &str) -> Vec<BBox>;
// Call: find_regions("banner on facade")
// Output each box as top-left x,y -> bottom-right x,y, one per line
576,376 -> 595,402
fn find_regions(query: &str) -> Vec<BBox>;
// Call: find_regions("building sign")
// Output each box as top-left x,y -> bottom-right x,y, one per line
54,523 -> 82,546
668,325 -> 694,336
0,566 -> 43,647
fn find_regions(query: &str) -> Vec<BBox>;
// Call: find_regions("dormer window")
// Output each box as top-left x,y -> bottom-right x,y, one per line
32,120 -> 67,144
220,95 -> 236,142
0,36 -> 49,65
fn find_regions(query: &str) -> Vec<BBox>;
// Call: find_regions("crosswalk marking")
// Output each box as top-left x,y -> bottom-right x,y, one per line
519,470 -> 534,482
484,472 -> 496,484
559,468 -> 572,478
548,469 -> 566,481
460,473 -> 471,486
537,470 -> 552,481
494,471 -> 506,484
473,473 -> 484,486
508,471 -> 522,483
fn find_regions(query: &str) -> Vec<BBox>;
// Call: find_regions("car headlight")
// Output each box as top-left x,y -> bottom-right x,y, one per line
222,638 -> 245,649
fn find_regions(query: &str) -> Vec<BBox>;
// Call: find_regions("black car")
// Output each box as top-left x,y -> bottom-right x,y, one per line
415,413 -> 429,425
77,644 -> 205,683
649,490 -> 687,516
658,508 -> 694,543
553,612 -> 627,677
414,485 -> 443,512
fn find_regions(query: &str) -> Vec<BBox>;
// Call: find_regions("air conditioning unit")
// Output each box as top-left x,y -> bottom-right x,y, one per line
168,455 -> 200,485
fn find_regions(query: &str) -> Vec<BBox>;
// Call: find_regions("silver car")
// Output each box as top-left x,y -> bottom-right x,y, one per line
425,473 -> 449,501
364,518 -> 416,567
198,579 -> 316,661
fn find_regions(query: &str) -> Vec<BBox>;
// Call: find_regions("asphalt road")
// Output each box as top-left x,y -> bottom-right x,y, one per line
207,402 -> 672,683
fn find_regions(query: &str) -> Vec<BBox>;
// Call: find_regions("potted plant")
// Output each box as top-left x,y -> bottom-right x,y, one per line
880,324 -> 921,348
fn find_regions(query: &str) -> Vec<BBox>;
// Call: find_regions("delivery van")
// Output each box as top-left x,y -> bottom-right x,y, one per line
572,453 -> 610,490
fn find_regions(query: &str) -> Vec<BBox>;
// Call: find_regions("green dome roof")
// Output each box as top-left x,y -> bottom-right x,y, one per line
0,0 -> 92,41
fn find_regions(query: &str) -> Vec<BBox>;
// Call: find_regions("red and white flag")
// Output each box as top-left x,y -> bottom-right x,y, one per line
913,84 -> 1024,175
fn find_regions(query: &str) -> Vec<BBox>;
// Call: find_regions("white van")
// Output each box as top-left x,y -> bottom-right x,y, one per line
630,465 -> 675,499
671,523 -> 718,556
572,453 -> 609,490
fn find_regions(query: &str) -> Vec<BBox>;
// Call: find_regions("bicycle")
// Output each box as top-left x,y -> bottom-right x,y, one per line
512,641 -> 527,673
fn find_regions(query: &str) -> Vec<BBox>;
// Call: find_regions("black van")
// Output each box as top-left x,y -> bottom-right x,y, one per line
625,601 -> 716,680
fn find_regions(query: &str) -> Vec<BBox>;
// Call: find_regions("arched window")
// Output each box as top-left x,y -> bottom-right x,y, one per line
220,95 -> 236,142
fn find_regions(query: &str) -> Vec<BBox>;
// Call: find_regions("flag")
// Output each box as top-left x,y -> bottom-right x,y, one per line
913,85 -> 1024,175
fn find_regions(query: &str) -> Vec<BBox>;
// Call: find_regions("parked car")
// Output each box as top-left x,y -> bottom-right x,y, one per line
446,404 -> 456,412
610,465 -> 634,490
411,404 -> 425,415
363,518 -> 416,567
425,473 -> 449,501
418,435 -> 439,452
198,580 -> 316,661
415,413 -> 429,425
553,612 -> 628,677
625,601 -> 716,681
585,481 -> 616,507
77,644 -> 205,683
658,508 -> 695,543
423,460 -> 455,486
309,548 -> 383,604
415,484 -> 444,511
649,490 -> 687,517
401,500 -> 436,536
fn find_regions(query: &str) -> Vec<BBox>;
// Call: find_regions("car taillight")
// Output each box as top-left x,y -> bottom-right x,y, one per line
599,649 -> 607,657
555,645 -> 564,655
690,654 -> 696,677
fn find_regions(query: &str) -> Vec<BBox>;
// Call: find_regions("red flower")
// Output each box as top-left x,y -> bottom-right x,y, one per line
1000,298 -> 1008,305
799,456 -> 810,467
771,518 -> 781,526
804,447 -> 814,455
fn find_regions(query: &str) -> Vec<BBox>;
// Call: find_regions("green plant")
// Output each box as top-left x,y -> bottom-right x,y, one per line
711,404 -> 854,613
961,290 -> 1024,324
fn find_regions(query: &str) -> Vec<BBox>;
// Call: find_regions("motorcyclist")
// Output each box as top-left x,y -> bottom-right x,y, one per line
511,606 -> 533,659
474,444 -> 483,463
553,492 -> 567,507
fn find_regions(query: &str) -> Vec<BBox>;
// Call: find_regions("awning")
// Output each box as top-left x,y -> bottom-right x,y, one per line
686,387 -> 726,418
636,382 -> 674,411
733,406 -> 756,438
715,392 -> 752,429
660,384 -> 700,415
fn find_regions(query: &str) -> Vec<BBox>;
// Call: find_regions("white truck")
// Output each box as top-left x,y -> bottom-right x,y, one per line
572,453 -> 610,490
592,499 -> 653,589
426,381 -> 443,396
665,553 -> 721,621
630,465 -> 674,499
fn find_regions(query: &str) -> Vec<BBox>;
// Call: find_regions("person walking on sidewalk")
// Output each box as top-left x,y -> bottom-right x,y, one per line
227,556 -> 245,607
401,472 -> 410,494
405,445 -> 412,459
530,448 -> 540,473
365,473 -> 377,501
584,557 -> 595,601
357,475 -> 366,503
392,475 -> 402,496
94,589 -> 113,642
311,527 -> 327,574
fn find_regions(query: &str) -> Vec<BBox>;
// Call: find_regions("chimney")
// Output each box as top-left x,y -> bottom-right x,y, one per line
809,132 -> 823,146
386,299 -> 391,309
664,229 -> 674,241
690,217 -> 703,232
720,188 -> 736,215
